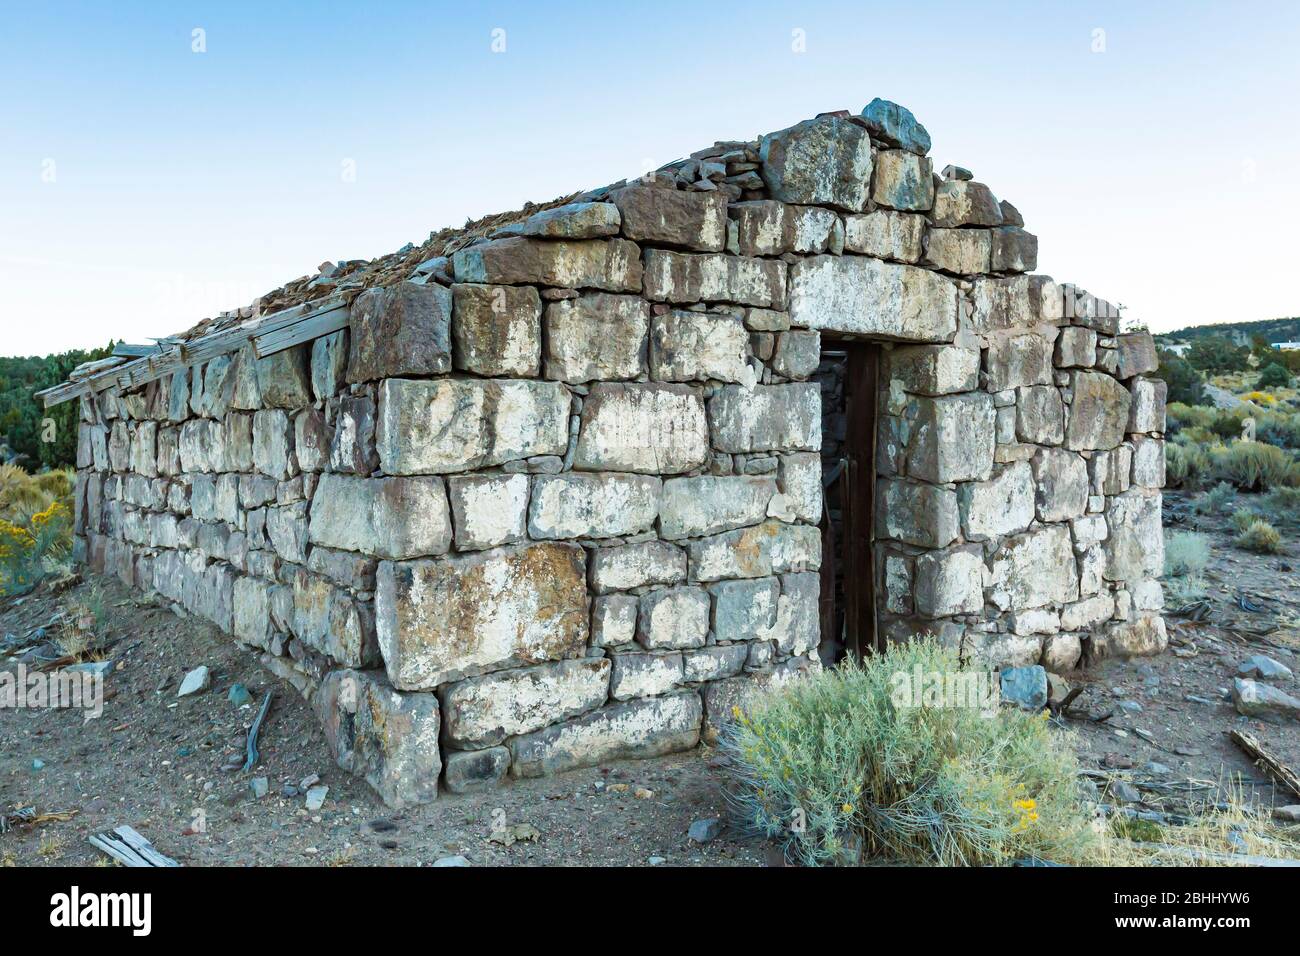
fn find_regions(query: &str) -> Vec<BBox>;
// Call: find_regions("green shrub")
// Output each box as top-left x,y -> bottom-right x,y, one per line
1263,486 -> 1300,524
1231,507 -> 1259,535
1154,350 -> 1206,406
1208,441 -> 1300,491
1164,530 -> 1211,576
1164,442 -> 1190,487
1236,519 -> 1284,554
1166,402 -> 1217,433
720,640 -> 1094,867
1192,481 -> 1236,514
1258,362 -> 1293,389
1186,336 -> 1249,374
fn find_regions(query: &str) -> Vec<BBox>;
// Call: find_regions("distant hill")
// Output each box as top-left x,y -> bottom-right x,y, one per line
1158,317 -> 1300,346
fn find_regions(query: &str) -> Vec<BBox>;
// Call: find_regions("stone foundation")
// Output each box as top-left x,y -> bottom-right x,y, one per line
69,99 -> 1166,806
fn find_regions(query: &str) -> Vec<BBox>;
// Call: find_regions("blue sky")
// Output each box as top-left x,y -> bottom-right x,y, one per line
2,0 -> 1298,354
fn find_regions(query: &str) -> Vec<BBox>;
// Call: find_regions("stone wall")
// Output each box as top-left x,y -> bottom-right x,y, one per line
70,99 -> 1166,806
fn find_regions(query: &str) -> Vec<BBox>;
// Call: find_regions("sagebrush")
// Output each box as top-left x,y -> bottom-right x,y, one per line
721,640 -> 1094,867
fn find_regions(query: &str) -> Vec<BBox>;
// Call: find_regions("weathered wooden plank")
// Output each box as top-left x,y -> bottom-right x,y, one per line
89,826 -> 180,867
114,825 -> 180,867
251,303 -> 349,358
39,293 -> 355,407
1231,729 -> 1300,800
89,832 -> 149,867
112,343 -> 158,358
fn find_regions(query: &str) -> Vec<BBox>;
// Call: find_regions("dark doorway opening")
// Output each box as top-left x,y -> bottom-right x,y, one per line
815,340 -> 880,664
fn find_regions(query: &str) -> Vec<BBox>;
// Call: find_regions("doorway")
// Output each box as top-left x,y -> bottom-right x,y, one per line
815,340 -> 880,664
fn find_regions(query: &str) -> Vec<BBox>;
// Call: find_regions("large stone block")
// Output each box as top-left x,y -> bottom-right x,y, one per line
989,525 -> 1078,611
1092,614 -> 1167,660
649,311 -> 750,383
931,180 -> 1003,228
1116,332 -> 1158,379
906,392 -> 995,483
348,281 -> 452,383
256,346 -> 312,408
377,378 -> 569,475
1128,378 -> 1166,433
637,586 -> 710,649
252,409 -> 296,480
1104,490 -> 1163,585
310,330 -> 348,402
590,540 -> 687,593
573,383 -> 708,474
922,228 -> 991,275
788,255 -> 957,342
294,407 -> 331,473
451,237 -> 643,293
315,669 -> 442,808
232,575 -> 273,650
860,98 -> 931,155
708,383 -> 820,453
658,475 -> 775,539
528,473 -> 661,539
643,250 -> 786,308
447,473 -> 529,551
1090,444 -> 1133,496
758,115 -> 874,212
1055,327 -> 1097,368
543,293 -> 649,383
986,328 -> 1054,392
683,644 -> 749,683
687,520 -> 821,582
728,201 -> 837,256
914,546 -> 984,617
887,344 -> 980,396
592,594 -> 639,647
842,211 -> 925,263
611,184 -> 727,251
440,658 -> 611,749
1131,436 -> 1165,488
958,461 -> 1035,541
610,651 -> 685,699
509,691 -> 702,778
443,747 -> 511,795
376,542 -> 589,690
1015,385 -> 1064,444
491,201 -> 620,240
1066,371 -> 1132,450
309,473 -> 452,560
777,452 -> 822,523
970,275 -> 1036,332
1032,447 -> 1089,522
871,149 -> 934,211
451,283 -> 542,377
290,572 -> 379,667
990,226 -> 1038,273
709,576 -> 780,641
877,479 -> 960,549
329,395 -> 379,475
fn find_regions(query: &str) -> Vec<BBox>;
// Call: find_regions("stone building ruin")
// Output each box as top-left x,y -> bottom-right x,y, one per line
44,100 -> 1167,806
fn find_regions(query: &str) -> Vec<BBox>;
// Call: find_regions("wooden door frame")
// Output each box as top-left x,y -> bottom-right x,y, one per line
832,341 -> 880,661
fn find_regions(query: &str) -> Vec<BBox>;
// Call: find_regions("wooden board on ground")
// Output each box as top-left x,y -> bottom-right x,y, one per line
1230,729 -> 1300,801
89,825 -> 180,867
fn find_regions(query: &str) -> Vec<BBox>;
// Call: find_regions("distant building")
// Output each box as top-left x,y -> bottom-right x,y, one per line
1271,341 -> 1300,351
1162,342 -> 1191,356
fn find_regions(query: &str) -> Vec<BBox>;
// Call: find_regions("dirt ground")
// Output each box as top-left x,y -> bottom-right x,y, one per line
1,490 -> 1297,867
1066,491 -> 1300,813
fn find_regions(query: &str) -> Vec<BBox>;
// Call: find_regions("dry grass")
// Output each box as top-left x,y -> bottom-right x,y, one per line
1095,784 -> 1300,866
